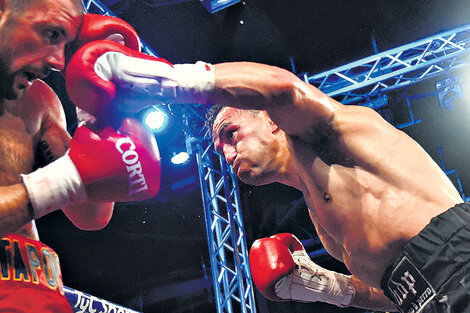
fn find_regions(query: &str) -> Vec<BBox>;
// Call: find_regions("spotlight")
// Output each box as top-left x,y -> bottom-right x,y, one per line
142,106 -> 169,133
436,76 -> 463,111
171,152 -> 190,165
365,94 -> 388,110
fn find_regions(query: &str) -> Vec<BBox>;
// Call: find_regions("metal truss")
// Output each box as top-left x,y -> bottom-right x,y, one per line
82,0 -> 113,14
77,2 -> 256,313
201,0 -> 241,13
304,24 -> 470,105
196,141 -> 256,313
72,3 -> 470,311
84,0 -> 241,15
302,24 -> 470,259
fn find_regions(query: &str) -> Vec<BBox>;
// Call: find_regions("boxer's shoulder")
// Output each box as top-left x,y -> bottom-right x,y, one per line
9,80 -> 67,137
0,80 -> 70,165
23,80 -> 63,120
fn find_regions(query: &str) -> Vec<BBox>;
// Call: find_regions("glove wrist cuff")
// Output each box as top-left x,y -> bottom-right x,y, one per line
329,273 -> 356,307
275,250 -> 356,307
174,62 -> 215,103
21,154 -> 87,219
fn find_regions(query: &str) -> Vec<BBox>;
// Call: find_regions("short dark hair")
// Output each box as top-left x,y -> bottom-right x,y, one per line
6,0 -> 33,16
205,104 -> 225,138
205,105 -> 264,139
7,0 -> 84,16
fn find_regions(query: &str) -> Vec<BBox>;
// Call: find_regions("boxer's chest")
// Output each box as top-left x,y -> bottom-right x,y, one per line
0,112 -> 35,185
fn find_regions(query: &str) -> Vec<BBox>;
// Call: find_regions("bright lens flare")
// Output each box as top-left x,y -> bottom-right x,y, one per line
144,109 -> 167,132
171,152 -> 190,165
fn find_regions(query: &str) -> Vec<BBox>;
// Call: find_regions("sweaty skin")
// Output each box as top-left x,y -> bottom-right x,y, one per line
0,80 -> 114,239
0,0 -> 114,239
211,62 -> 462,310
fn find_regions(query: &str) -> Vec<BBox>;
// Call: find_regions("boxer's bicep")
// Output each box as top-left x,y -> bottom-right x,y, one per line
38,120 -> 70,163
36,84 -> 71,164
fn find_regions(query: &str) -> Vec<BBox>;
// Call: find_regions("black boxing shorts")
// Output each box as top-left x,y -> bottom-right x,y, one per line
380,202 -> 470,313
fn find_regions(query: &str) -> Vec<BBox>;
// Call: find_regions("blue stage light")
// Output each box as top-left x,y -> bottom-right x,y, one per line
436,76 -> 463,111
143,107 -> 168,132
171,152 -> 190,165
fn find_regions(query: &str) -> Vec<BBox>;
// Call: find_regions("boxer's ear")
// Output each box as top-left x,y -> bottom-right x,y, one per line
268,118 -> 280,133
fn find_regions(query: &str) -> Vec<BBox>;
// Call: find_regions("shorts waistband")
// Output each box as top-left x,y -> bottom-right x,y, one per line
381,202 -> 470,290
380,202 -> 470,312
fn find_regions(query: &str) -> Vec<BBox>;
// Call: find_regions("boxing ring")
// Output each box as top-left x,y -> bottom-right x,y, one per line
66,1 -> 470,312
65,287 -> 140,313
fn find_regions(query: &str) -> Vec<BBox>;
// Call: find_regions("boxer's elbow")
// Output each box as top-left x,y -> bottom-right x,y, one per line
267,68 -> 303,108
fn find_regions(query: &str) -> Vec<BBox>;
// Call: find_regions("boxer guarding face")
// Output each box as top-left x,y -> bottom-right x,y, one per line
0,4 -> 160,312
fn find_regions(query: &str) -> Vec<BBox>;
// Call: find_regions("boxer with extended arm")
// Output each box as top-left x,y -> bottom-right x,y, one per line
64,27 -> 469,312
0,3 -> 160,312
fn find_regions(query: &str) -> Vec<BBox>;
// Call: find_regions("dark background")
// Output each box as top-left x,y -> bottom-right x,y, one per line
40,1 -> 470,312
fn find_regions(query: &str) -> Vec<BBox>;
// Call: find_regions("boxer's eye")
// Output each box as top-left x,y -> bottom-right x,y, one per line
43,27 -> 65,45
226,129 -> 236,140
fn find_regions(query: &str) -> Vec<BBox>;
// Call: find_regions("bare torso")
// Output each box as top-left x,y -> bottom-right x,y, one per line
290,105 -> 462,288
0,80 -> 60,240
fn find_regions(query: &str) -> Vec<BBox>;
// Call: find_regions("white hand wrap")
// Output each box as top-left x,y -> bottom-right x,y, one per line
21,154 -> 87,219
94,51 -> 215,112
275,249 -> 355,307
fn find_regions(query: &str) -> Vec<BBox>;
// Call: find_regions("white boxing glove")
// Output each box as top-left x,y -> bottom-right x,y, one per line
275,248 -> 356,307
66,40 -> 215,116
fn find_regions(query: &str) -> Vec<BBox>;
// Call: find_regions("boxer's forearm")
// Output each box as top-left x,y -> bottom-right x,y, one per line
349,275 -> 398,312
208,62 -> 299,111
208,62 -> 339,137
0,183 -> 115,236
0,184 -> 34,237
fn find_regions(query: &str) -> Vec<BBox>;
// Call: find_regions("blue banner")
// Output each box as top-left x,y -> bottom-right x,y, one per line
65,286 -> 141,313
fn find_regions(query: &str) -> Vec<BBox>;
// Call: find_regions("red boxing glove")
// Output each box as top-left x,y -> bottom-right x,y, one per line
66,40 -> 173,118
76,14 -> 140,50
249,233 -> 302,301
65,40 -> 215,117
249,233 -> 356,307
22,118 -> 161,219
69,118 -> 161,201
65,13 -> 141,70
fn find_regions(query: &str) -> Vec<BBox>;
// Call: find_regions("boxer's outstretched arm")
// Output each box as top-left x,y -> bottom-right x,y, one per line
65,45 -> 338,140
208,62 -> 341,138
250,233 -> 397,311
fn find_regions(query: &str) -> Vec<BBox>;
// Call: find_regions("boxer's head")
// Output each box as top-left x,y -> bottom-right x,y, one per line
209,105 -> 286,186
0,0 -> 83,100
